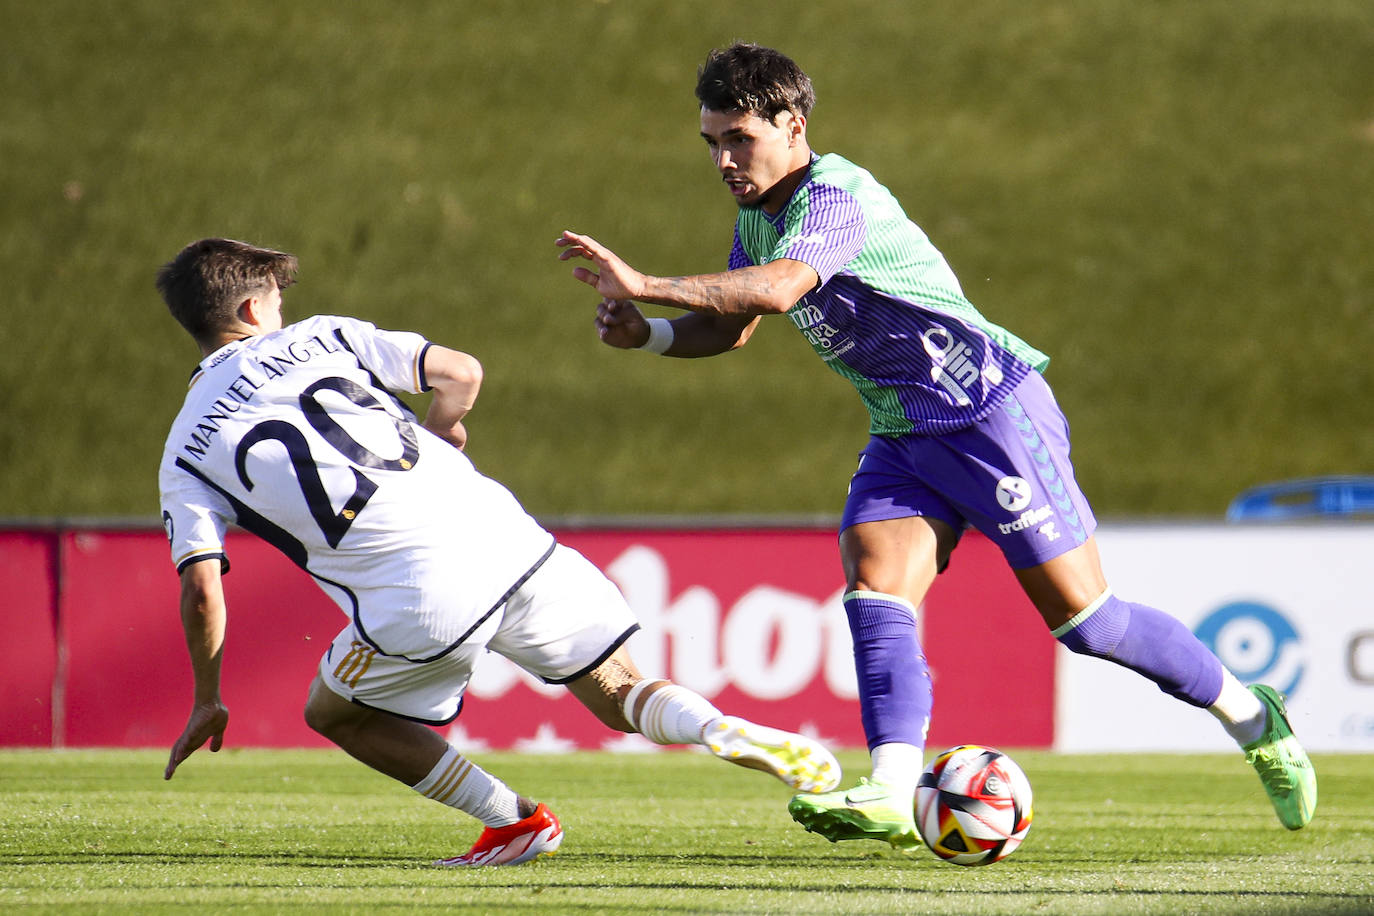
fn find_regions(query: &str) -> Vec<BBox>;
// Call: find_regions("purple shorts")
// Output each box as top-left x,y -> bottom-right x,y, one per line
840,372 -> 1097,569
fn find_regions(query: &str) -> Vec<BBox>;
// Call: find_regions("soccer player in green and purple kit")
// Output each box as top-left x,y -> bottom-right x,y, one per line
558,42 -> 1316,850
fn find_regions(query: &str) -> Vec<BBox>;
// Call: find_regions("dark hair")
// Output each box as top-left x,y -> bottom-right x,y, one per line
695,43 -> 815,122
156,238 -> 298,340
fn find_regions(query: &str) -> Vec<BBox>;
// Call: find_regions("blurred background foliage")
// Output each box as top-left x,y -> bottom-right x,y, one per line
2,0 -> 1371,520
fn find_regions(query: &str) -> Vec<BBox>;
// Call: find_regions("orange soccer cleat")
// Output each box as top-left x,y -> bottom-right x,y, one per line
435,802 -> 563,867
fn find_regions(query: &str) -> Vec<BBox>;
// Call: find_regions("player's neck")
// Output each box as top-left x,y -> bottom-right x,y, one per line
760,155 -> 813,216
198,328 -> 259,357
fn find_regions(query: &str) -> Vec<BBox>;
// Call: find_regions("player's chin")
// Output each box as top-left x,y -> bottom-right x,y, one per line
732,190 -> 764,210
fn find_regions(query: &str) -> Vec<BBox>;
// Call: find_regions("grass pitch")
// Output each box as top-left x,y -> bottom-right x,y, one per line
5,1 -> 1374,519
0,749 -> 1370,914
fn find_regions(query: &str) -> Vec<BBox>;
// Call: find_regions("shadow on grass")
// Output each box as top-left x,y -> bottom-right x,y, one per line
3,848 -> 1370,908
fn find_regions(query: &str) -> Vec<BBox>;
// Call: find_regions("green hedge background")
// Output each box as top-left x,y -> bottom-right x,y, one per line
4,1 -> 1371,520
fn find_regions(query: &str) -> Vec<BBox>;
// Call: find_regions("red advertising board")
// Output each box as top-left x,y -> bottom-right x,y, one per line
56,529 -> 336,749
458,527 -> 1055,753
0,530 -> 58,745
3,525 -> 1055,751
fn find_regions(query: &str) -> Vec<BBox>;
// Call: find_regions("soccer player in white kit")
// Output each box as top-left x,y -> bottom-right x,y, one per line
156,237 -> 840,866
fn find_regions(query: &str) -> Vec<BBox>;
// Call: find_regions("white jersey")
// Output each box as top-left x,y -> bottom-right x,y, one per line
159,315 -> 555,660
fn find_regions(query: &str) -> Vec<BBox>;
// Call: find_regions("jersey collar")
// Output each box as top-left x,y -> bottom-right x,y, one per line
189,337 -> 252,385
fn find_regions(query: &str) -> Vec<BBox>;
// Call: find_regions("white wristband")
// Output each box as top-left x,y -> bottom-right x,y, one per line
639,317 -> 675,355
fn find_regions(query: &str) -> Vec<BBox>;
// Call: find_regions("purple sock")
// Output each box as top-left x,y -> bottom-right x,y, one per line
1055,593 -> 1224,707
844,592 -> 932,751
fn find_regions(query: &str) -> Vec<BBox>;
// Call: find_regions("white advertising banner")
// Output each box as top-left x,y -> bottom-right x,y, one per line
1055,523 -> 1374,752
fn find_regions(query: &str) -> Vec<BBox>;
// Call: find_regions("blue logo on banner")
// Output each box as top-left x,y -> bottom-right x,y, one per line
1194,602 -> 1304,697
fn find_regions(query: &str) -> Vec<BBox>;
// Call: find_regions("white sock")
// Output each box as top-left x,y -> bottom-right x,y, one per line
624,678 -> 723,745
1208,670 -> 1267,746
412,746 -> 522,827
870,742 -> 923,799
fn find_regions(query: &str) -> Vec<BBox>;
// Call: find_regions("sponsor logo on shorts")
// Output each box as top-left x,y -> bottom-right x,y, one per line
996,476 -> 1033,512
998,504 -> 1054,534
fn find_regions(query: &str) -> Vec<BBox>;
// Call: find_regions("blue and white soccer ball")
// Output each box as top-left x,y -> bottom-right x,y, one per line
915,744 -> 1033,866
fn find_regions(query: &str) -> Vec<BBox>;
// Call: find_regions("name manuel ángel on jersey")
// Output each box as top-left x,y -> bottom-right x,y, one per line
181,332 -> 346,461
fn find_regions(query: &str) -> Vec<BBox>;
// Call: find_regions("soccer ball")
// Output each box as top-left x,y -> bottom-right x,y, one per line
915,744 -> 1033,866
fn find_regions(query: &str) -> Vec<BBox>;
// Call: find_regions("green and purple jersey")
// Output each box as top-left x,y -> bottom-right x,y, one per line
729,153 -> 1049,436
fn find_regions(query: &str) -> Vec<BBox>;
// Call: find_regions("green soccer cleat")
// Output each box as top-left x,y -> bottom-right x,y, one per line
788,778 -> 922,852
704,716 -> 842,794
1243,684 -> 1317,830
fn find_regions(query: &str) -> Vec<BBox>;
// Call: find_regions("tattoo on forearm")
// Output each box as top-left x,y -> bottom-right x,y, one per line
654,269 -> 779,316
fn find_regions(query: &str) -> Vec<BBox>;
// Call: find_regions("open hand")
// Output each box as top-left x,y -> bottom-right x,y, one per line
557,231 -> 646,301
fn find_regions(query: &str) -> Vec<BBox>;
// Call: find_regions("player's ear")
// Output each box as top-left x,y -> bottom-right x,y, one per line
239,295 -> 266,328
787,112 -> 806,145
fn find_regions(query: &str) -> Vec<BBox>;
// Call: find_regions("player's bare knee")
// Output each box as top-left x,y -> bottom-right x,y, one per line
841,519 -> 949,598
303,676 -> 363,738
302,693 -> 335,737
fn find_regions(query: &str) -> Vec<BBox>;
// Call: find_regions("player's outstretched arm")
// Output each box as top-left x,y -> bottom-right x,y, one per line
421,346 -> 482,450
557,230 -> 818,318
165,558 -> 230,779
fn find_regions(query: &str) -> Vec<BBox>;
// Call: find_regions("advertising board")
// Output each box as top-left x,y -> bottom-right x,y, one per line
1054,525 -> 1374,752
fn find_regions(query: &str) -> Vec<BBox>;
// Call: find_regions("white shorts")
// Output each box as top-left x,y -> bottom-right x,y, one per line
317,543 -> 639,724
